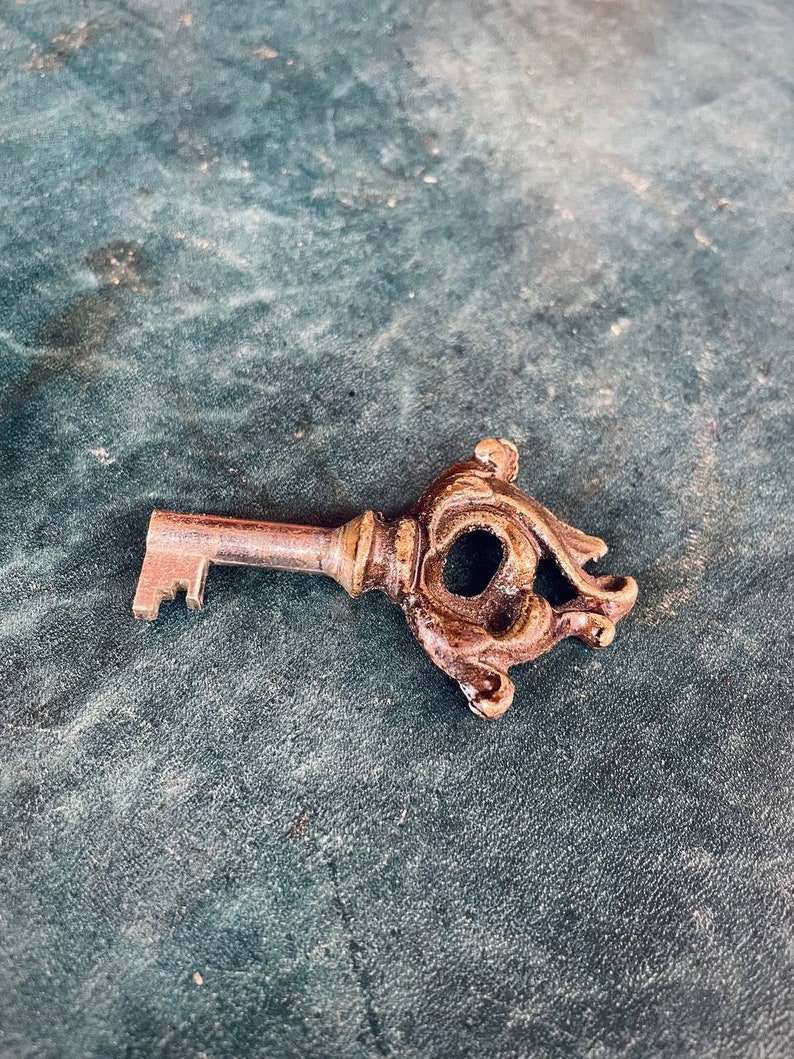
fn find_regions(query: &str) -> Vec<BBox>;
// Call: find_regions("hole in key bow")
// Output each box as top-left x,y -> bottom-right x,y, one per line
442,529 -> 504,597
533,557 -> 577,607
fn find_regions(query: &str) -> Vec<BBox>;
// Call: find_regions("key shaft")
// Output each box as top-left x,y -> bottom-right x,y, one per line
132,509 -> 371,620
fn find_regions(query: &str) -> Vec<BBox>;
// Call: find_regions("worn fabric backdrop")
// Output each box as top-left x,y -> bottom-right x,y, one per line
1,1 -> 792,1056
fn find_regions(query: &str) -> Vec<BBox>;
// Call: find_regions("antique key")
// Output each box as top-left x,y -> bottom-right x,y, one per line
133,438 -> 637,719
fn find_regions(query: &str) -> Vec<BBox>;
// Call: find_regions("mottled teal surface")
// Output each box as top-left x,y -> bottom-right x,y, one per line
1,1 -> 792,1057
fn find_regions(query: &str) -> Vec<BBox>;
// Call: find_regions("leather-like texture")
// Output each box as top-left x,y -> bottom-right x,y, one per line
1,1 -> 792,1056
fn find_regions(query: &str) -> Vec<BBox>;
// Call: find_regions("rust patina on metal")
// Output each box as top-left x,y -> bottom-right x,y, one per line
133,439 -> 638,719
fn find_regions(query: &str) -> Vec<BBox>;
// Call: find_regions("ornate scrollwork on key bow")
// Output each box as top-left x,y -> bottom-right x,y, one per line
360,439 -> 638,719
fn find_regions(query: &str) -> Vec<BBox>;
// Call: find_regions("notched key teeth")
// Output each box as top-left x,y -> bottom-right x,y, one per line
132,552 -> 209,621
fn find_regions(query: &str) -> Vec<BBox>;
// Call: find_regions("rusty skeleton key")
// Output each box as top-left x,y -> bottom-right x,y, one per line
133,439 -> 638,719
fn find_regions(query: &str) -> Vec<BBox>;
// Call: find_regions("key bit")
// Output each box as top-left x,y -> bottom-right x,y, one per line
133,438 -> 638,719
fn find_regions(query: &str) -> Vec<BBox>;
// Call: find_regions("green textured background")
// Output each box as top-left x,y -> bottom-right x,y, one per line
1,1 -> 792,1056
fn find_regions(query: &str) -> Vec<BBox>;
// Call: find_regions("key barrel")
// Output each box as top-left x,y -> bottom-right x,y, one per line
132,509 -> 376,620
